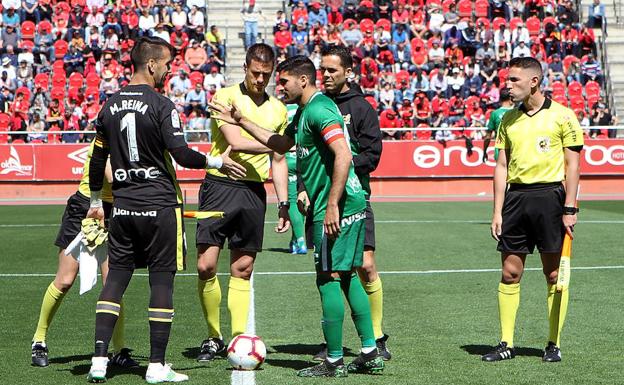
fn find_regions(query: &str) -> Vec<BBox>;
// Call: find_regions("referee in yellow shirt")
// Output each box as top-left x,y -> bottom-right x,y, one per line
482,57 -> 583,363
195,43 -> 291,361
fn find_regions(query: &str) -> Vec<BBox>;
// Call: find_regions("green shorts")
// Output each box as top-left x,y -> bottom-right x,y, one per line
313,210 -> 366,272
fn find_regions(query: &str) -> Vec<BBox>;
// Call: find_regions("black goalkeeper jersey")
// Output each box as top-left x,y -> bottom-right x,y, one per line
95,84 -> 188,210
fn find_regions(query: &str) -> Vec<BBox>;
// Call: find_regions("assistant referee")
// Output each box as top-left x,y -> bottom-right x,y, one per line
482,57 -> 583,363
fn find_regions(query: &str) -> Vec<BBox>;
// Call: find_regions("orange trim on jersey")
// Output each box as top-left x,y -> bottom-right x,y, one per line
320,123 -> 344,145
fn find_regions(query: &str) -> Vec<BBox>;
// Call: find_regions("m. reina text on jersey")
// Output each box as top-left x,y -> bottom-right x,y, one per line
109,96 -> 149,116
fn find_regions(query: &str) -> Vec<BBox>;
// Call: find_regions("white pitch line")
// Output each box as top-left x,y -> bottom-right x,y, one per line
2,220 -> 624,228
231,274 -> 256,385
3,265 -> 624,278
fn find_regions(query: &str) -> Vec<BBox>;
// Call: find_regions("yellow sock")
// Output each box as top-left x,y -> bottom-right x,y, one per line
361,277 -> 383,339
228,277 -> 250,337
498,282 -> 520,347
547,284 -> 568,347
198,276 -> 222,338
111,299 -> 125,352
33,282 -> 66,342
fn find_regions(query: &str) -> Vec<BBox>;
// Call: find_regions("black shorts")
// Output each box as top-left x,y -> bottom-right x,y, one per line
54,192 -> 112,249
196,175 -> 266,252
107,205 -> 186,272
364,199 -> 375,250
497,183 -> 565,255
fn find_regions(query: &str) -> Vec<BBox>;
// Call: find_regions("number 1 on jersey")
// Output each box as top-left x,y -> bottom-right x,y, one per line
121,112 -> 139,162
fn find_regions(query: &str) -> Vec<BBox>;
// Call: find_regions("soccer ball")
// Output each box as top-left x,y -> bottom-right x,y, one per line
227,334 -> 267,370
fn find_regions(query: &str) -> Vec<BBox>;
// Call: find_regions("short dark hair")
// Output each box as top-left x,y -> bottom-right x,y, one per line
320,45 -> 353,69
130,36 -> 175,69
509,56 -> 543,81
276,55 -> 317,83
245,43 -> 275,66
500,88 -> 511,102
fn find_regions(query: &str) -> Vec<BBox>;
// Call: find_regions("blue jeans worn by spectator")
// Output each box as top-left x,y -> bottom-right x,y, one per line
244,21 -> 258,48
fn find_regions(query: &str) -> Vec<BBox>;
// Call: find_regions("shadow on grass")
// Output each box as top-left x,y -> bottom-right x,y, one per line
461,344 -> 543,357
270,344 -> 357,357
49,354 -> 92,365
264,358 -> 311,370
65,363 -> 145,380
181,346 -> 229,362
266,247 -> 292,254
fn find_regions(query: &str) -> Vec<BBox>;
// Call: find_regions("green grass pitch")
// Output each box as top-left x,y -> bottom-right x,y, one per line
0,201 -> 623,385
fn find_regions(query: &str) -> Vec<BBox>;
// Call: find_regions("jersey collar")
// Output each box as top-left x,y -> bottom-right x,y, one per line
239,82 -> 269,105
519,97 -> 551,117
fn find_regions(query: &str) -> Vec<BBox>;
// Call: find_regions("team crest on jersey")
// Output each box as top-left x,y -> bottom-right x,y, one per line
342,114 -> 351,126
346,175 -> 362,193
171,109 -> 180,128
297,145 -> 310,158
536,136 -> 551,153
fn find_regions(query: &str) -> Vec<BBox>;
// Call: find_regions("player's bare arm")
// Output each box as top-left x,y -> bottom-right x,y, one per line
325,137 -> 353,240
208,99 -> 294,154
219,123 -> 274,154
216,145 -> 247,180
272,152 -> 291,233
87,133 -> 109,223
563,147 -> 581,234
491,149 -> 508,241
483,130 -> 493,162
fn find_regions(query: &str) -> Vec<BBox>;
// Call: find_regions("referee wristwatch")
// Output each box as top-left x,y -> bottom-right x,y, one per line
278,201 -> 290,209
563,206 -> 579,215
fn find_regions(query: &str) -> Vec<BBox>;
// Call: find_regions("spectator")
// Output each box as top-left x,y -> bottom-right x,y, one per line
512,40 -> 531,58
168,69 -> 192,95
326,24 -> 346,46
589,102 -> 613,137
273,10 -> 288,34
579,26 -> 597,56
581,53 -> 603,85
411,70 -> 430,95
153,23 -> 170,41
21,0 -> 40,23
185,40 -> 209,72
327,6 -> 343,26
170,25 -> 190,54
1,24 -> 20,51
16,60 -> 34,89
566,60 -> 582,84
414,91 -> 432,125
548,54 -> 565,84
61,108 -> 81,143
490,0 -> 512,20
428,40 -> 445,68
86,6 -> 105,28
27,110 -> 46,142
206,25 -> 225,59
496,42 -> 511,65
274,22 -> 294,56
360,71 -> 379,98
392,3 -> 409,29
447,67 -> 464,98
308,2 -> 328,26
139,8 -> 157,34
379,108 -> 402,140
587,0 -> 605,29
242,0 -> 263,49
184,82 -> 206,115
379,81 -> 395,109
292,22 -> 309,49
188,6 -> 205,38
429,70 -> 448,99
443,3 -> 459,29
561,24 -> 579,57
558,0 -> 578,26
171,3 -> 188,30
342,21 -> 363,47
63,45 -> 84,76
511,21 -> 531,47
479,55 -> 498,85
99,70 -> 119,101
494,24 -> 511,52
292,0 -> 309,25
0,59 -> 16,85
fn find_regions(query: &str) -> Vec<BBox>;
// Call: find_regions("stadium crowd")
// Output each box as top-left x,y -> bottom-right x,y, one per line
0,0 -> 618,144
273,0 -> 617,140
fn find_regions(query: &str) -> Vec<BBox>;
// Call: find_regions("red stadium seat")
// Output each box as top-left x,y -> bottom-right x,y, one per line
526,17 -> 541,36
553,94 -> 568,106
497,68 -> 509,85
343,18 -> 357,29
54,40 -> 69,60
569,97 -> 585,111
56,2 -> 71,13
416,124 -> 431,140
37,20 -> 53,34
0,112 -> 10,143
410,37 -> 425,51
563,55 -> 580,70
395,70 -> 410,89
19,40 -> 35,51
476,17 -> 490,30
51,87 -> 66,102
551,81 -> 565,94
51,73 -> 67,88
359,18 -> 374,33
543,17 -> 557,28
585,81 -> 601,98
426,0 -> 442,8
375,18 -> 391,32
48,133 -> 60,143
68,72 -> 84,89
34,73 -> 49,90
442,0 -> 454,13
568,81 -> 583,98
21,21 -> 36,40
457,0 -> 472,18
52,60 -> 65,74
509,17 -> 523,31
15,86 -> 31,101
86,86 -> 100,102
189,71 -> 204,86
492,17 -> 506,31
587,94 -> 600,108
86,72 -> 101,88
475,0 -> 489,18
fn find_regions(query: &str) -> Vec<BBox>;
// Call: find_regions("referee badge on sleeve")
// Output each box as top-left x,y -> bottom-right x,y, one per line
171,109 -> 181,129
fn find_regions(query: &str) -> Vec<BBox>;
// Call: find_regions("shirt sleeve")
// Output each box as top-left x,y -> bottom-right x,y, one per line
159,98 -> 188,150
495,114 -> 509,150
308,102 -> 345,145
560,108 -> 585,148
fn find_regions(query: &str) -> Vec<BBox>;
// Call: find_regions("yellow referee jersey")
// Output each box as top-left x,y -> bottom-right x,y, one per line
78,141 -> 113,203
495,98 -> 584,184
208,83 -> 288,182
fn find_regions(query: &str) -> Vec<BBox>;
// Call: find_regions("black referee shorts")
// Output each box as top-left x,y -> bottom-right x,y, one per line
54,192 -> 112,249
196,175 -> 266,252
364,199 -> 375,250
497,183 -> 566,255
107,205 -> 186,272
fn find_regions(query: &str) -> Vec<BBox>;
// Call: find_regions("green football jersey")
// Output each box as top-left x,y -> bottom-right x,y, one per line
285,104 -> 298,178
285,92 -> 366,223
487,106 -> 513,160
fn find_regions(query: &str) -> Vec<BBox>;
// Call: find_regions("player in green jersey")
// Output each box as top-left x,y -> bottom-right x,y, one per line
483,88 -> 514,162
285,103 -> 307,254
208,56 -> 384,377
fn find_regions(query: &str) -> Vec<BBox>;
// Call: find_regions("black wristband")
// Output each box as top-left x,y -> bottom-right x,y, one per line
278,201 -> 290,209
563,206 -> 579,215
